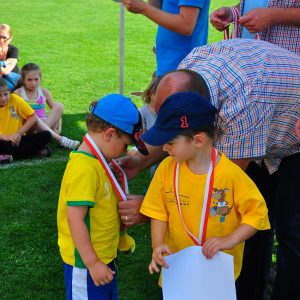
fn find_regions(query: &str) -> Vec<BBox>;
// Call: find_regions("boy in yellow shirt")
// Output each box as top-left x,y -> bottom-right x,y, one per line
140,92 -> 270,283
57,94 -> 148,300
0,78 -> 51,163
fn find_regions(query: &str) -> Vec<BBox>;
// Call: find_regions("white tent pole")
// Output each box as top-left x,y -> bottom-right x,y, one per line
119,3 -> 124,95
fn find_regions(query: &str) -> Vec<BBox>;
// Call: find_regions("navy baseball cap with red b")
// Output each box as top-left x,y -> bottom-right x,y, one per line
142,92 -> 217,146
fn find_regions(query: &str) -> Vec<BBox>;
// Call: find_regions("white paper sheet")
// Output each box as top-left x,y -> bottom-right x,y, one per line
162,246 -> 236,300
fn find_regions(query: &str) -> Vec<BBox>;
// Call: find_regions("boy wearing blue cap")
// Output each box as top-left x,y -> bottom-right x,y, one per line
57,94 -> 147,300
140,92 -> 270,284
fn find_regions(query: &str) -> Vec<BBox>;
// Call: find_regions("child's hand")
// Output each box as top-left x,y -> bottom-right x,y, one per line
202,236 -> 236,259
149,244 -> 172,274
6,133 -> 21,146
88,260 -> 115,286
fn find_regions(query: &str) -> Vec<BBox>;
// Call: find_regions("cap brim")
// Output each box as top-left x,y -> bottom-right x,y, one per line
132,132 -> 149,155
142,126 -> 179,146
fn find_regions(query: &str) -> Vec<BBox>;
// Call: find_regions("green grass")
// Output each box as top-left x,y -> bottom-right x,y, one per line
0,1 -> 236,299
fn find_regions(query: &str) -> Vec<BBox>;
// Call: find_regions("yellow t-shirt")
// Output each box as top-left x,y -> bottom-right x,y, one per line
0,93 -> 34,135
57,151 -> 121,268
140,152 -> 270,280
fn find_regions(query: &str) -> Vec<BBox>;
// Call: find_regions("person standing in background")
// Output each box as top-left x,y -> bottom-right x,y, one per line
122,0 -> 210,77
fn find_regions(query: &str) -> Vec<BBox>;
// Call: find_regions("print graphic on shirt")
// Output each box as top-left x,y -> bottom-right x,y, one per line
166,190 -> 190,206
210,188 -> 232,223
104,181 -> 111,199
9,106 -> 18,119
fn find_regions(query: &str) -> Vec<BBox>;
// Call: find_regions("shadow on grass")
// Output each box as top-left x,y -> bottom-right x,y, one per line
61,112 -> 87,142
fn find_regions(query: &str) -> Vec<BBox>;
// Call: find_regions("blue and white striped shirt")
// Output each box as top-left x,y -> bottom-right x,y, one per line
179,39 -> 300,174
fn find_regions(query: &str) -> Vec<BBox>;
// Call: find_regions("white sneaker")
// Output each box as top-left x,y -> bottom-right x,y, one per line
60,136 -> 80,149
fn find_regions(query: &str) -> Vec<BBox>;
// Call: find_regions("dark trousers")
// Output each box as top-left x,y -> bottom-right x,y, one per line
236,154 -> 300,300
0,131 -> 51,159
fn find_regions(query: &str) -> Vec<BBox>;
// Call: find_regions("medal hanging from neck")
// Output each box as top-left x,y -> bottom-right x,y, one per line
173,148 -> 217,246
84,133 -> 135,253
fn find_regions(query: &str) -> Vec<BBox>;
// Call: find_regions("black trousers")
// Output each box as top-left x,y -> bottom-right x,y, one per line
0,131 -> 51,159
236,153 -> 300,300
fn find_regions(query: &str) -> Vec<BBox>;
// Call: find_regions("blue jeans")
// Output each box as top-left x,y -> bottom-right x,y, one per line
236,154 -> 300,300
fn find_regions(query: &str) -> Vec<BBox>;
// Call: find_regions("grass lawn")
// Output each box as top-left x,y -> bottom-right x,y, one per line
0,1 -> 238,299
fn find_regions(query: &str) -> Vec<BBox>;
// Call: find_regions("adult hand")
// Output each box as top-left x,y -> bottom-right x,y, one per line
119,194 -> 148,226
121,0 -> 147,14
88,260 -> 115,286
149,244 -> 172,274
210,7 -> 233,31
239,8 -> 275,33
295,117 -> 300,139
115,155 -> 143,180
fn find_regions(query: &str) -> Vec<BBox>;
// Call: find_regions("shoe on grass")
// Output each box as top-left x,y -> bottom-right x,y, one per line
60,136 -> 80,150
0,154 -> 13,164
36,146 -> 52,158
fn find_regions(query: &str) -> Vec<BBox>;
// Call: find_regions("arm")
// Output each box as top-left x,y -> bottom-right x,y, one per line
122,0 -> 200,35
16,113 -> 37,136
116,145 -> 166,226
148,0 -> 161,9
119,194 -> 149,226
202,223 -> 257,259
239,8 -> 300,33
67,206 -> 115,286
117,144 -> 167,180
149,219 -> 172,274
42,88 -> 56,109
0,58 -> 18,76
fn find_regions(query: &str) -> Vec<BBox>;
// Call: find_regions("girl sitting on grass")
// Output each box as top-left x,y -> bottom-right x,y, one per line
14,63 -> 80,149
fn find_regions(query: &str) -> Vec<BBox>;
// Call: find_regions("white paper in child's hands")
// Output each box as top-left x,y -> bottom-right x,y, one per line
162,246 -> 236,300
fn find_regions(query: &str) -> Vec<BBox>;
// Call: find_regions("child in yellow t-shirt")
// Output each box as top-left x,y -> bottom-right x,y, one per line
140,92 -> 270,283
0,78 -> 51,163
57,94 -> 148,300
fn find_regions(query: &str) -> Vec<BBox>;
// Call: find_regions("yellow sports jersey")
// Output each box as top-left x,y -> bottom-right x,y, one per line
0,93 -> 34,135
57,151 -> 120,267
141,152 -> 270,280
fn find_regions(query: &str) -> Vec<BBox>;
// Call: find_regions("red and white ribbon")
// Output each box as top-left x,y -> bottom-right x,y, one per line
84,133 -> 128,201
173,148 -> 217,246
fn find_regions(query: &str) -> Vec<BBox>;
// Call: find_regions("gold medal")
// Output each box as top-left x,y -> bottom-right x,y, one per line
118,232 -> 135,253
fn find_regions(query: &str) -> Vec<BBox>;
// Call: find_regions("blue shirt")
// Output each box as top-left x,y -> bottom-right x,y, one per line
155,0 -> 210,77
241,0 -> 268,39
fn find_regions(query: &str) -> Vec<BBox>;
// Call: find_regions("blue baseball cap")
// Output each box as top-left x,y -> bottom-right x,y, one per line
142,92 -> 217,146
90,94 -> 148,155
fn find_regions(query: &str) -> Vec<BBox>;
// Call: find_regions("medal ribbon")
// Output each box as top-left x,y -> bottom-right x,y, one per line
84,133 -> 128,201
173,148 -> 217,246
224,7 -> 259,40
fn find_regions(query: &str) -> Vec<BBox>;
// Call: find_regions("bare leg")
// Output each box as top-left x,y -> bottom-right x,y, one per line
44,102 -> 64,134
36,117 -> 62,143
35,117 -> 80,149
53,118 -> 62,135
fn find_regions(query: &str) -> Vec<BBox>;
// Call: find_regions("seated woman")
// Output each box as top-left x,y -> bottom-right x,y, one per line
0,24 -> 20,91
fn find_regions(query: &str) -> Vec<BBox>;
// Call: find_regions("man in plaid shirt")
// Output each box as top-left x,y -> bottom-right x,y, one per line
210,3 -> 300,299
118,39 -> 300,300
